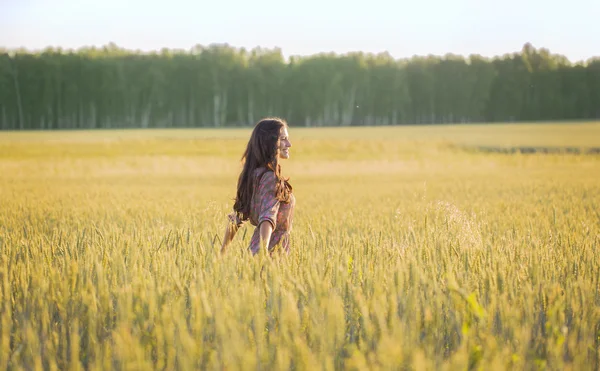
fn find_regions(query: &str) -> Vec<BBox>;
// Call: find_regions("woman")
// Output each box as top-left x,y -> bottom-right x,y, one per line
220,118 -> 295,255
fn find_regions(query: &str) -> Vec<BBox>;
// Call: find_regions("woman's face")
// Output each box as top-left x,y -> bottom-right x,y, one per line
278,127 -> 292,159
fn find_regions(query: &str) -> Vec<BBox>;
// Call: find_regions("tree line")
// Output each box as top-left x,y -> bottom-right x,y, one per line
0,42 -> 599,130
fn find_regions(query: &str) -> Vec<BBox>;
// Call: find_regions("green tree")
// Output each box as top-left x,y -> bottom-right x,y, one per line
0,43 -> 598,130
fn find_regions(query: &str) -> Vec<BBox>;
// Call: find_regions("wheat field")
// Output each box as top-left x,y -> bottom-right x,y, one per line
0,122 -> 599,370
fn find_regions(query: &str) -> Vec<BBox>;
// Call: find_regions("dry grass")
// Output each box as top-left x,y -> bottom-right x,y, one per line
0,122 -> 599,370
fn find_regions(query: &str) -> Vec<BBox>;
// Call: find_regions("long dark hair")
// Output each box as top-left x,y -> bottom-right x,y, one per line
233,118 -> 293,222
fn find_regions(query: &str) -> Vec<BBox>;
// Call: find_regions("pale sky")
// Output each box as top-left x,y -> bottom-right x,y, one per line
1,0 -> 599,62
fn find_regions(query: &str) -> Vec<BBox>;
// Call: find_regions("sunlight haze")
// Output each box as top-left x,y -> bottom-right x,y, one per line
1,0 -> 599,62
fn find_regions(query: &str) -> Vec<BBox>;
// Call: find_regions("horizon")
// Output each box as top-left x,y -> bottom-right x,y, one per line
2,41 -> 597,65
2,0 -> 600,64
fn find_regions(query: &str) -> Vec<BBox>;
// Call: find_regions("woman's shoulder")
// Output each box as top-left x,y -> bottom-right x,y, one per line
253,166 -> 270,174
254,167 -> 275,177
253,167 -> 276,184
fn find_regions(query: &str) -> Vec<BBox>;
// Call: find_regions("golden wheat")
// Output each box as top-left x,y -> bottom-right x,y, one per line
0,122 -> 599,370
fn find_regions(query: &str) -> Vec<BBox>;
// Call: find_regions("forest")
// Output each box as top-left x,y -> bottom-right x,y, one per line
0,42 -> 599,130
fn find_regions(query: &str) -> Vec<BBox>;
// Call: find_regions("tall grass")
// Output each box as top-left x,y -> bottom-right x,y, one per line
0,123 -> 599,370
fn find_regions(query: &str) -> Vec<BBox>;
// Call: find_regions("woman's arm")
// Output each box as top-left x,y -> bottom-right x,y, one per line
220,214 -> 241,254
259,221 -> 273,252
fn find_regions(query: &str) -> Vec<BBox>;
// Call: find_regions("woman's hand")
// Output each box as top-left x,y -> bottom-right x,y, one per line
220,213 -> 240,254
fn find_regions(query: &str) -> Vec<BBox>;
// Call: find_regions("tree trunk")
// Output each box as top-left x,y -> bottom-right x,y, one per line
220,91 -> 228,127
237,103 -> 244,126
342,86 -> 356,126
10,60 -> 24,130
79,103 -> 84,129
180,104 -> 186,127
141,103 -> 151,128
247,92 -> 254,125
1,105 -> 6,130
332,102 -> 340,126
90,103 -> 97,129
213,92 -> 221,127
189,95 -> 195,127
